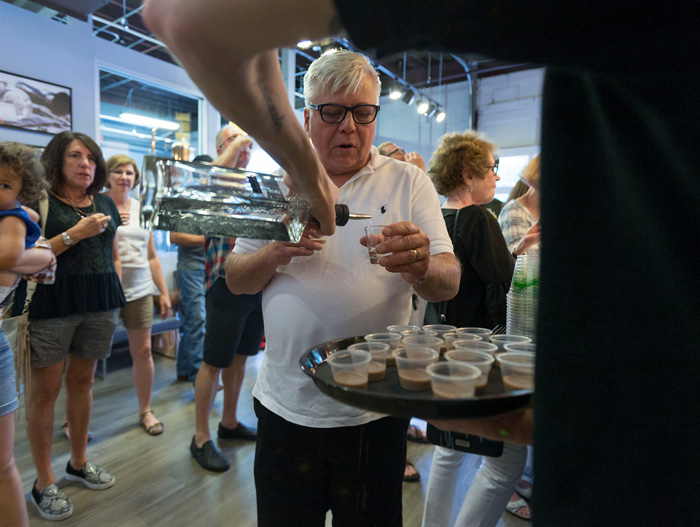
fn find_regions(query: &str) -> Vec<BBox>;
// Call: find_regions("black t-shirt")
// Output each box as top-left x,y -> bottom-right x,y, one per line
440,206 -> 514,329
29,193 -> 126,319
334,1 -> 700,524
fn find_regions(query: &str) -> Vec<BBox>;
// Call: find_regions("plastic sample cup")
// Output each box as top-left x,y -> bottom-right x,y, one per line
392,347 -> 439,391
426,362 -> 482,399
444,332 -> 479,352
452,339 -> 499,357
422,324 -> 458,338
366,332 -> 402,366
365,225 -> 393,263
445,349 -> 495,394
401,329 -> 439,339
326,349 -> 372,390
349,341 -> 390,382
386,324 -> 421,334
402,336 -> 444,354
498,351 -> 536,392
455,327 -> 493,341
490,334 -> 533,356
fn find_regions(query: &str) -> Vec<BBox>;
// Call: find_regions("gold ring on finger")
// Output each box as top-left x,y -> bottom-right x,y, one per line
412,249 -> 419,262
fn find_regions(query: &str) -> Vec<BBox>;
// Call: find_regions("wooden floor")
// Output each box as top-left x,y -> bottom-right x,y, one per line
14,349 -> 530,526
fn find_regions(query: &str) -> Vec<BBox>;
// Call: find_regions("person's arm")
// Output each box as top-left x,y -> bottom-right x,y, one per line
11,246 -> 54,275
0,216 -> 25,271
429,407 -> 534,446
113,236 -> 121,281
142,0 -> 340,235
225,237 -> 324,294
169,232 -> 205,247
404,152 -> 426,172
214,135 -> 253,168
147,233 -> 172,319
47,213 -> 112,257
360,221 -> 460,302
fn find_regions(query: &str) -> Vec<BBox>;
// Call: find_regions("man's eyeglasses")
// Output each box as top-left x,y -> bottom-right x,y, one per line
485,160 -> 499,174
307,103 -> 380,124
385,147 -> 405,157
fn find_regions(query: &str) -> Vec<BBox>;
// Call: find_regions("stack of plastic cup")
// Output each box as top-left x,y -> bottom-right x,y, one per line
507,254 -> 539,340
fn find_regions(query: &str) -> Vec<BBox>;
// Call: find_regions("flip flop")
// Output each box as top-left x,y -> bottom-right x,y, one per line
406,424 -> 428,443
403,461 -> 420,483
139,410 -> 164,436
505,495 -> 532,520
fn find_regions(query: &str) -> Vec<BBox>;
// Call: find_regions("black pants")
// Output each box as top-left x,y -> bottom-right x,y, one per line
254,399 -> 409,527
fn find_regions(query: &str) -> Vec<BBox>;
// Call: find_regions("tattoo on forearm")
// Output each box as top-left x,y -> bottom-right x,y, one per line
258,78 -> 285,132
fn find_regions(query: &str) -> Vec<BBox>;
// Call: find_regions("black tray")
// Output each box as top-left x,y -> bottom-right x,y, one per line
299,336 -> 533,420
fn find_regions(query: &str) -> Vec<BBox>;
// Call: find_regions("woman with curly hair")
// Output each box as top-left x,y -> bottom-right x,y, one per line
422,130 -> 537,527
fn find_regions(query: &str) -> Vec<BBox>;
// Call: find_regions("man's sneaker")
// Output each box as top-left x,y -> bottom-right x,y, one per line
65,461 -> 115,490
190,436 -> 230,472
31,482 -> 73,521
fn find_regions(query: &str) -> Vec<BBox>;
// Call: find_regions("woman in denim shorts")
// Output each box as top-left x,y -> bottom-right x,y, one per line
0,142 -> 56,527
22,132 -> 126,521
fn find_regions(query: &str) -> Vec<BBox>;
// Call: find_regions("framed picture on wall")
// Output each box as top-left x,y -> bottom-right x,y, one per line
0,70 -> 72,135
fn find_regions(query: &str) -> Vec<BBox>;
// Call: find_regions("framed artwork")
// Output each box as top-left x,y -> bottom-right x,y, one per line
0,70 -> 72,135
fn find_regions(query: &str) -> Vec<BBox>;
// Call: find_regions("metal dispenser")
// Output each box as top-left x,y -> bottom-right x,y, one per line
139,156 -> 309,242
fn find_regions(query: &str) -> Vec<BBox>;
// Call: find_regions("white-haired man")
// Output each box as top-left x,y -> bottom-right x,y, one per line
225,50 -> 459,526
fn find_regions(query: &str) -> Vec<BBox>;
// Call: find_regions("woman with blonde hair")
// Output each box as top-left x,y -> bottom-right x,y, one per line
499,153 -> 541,256
423,130 -> 537,527
104,154 -> 171,436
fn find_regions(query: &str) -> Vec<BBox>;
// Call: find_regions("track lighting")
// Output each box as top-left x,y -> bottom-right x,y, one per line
435,110 -> 446,123
402,90 -> 415,105
389,84 -> 403,100
416,99 -> 429,115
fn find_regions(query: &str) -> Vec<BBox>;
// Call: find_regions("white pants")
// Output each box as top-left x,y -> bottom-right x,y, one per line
422,443 -> 527,527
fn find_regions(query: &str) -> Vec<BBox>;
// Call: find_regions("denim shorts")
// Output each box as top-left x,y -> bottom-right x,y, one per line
0,330 -> 18,417
29,310 -> 119,368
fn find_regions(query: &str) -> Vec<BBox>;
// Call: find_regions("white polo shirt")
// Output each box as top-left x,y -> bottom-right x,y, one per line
234,147 -> 453,428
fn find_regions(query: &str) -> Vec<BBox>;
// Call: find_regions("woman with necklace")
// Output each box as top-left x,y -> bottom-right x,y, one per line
23,131 -> 125,522
104,154 -> 171,437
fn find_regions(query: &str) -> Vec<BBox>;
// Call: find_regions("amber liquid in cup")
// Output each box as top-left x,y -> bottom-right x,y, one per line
398,368 -> 431,391
333,371 -> 368,390
502,375 -> 534,392
368,361 -> 386,382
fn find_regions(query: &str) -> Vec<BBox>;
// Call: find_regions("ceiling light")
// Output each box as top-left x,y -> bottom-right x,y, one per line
435,110 -> 446,123
425,103 -> 437,118
119,112 -> 180,131
296,40 -> 314,49
416,98 -> 430,115
402,91 -> 415,105
389,84 -> 403,100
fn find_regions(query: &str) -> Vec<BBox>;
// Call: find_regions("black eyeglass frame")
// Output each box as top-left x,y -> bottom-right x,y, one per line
485,159 -> 500,175
307,103 -> 381,124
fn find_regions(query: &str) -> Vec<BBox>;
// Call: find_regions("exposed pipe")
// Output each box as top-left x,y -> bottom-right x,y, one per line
92,14 -> 166,49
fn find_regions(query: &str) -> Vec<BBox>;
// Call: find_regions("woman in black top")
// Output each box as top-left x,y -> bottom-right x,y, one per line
422,130 -> 530,527
26,132 -> 125,521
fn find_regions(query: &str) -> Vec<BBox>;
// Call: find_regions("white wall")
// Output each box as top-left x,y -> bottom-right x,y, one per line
0,3 -> 222,152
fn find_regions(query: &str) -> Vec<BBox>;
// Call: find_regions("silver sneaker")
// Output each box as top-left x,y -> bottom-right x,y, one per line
65,461 -> 115,490
31,483 -> 73,521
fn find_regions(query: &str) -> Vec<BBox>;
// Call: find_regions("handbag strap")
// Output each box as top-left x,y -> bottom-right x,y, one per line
437,208 -> 461,322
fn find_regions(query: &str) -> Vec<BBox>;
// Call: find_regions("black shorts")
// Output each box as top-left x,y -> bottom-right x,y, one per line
202,278 -> 264,368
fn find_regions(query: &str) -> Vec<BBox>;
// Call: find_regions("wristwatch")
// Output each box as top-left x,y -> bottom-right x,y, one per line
62,231 -> 74,246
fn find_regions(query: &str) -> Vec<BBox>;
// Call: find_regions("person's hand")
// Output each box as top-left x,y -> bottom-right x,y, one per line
404,152 -> 426,171
515,220 -> 541,256
267,235 -> 325,267
159,294 -> 172,320
360,222 -> 430,283
70,213 -> 112,241
429,408 -> 534,446
283,156 -> 339,237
